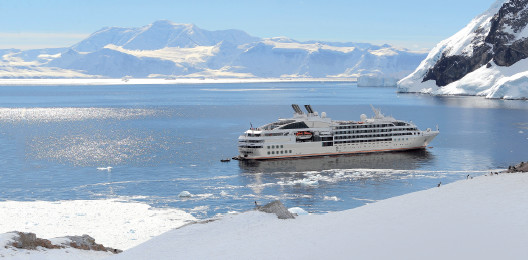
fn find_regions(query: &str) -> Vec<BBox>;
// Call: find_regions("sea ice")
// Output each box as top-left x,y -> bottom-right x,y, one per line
288,207 -> 309,216
178,191 -> 192,198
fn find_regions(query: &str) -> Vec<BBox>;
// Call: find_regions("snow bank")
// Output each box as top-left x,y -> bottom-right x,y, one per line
435,59 -> 528,99
110,173 -> 528,260
0,199 -> 196,250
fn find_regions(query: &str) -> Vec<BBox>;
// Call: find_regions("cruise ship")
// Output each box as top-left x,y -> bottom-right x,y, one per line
236,104 -> 438,160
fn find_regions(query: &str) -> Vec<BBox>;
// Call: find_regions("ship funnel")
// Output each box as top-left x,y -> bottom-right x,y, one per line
304,105 -> 314,114
291,104 -> 304,114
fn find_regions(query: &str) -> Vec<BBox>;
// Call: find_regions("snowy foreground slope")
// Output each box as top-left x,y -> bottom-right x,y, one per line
398,0 -> 528,99
108,173 -> 528,260
0,21 -> 425,81
0,199 -> 196,259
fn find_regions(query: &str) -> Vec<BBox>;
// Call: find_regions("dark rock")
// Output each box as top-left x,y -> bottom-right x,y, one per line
256,200 -> 295,219
423,0 -> 528,86
492,39 -> 528,66
10,232 -> 61,250
423,45 -> 492,86
7,232 -> 121,254
66,234 -> 122,253
504,161 -> 528,173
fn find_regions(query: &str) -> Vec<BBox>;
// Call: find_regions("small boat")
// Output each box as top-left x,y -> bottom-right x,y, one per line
220,159 -> 231,162
295,131 -> 313,139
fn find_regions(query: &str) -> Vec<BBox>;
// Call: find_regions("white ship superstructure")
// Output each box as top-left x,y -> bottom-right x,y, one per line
237,104 -> 438,160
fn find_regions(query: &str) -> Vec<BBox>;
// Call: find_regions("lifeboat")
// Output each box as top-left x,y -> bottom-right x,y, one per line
295,131 -> 313,139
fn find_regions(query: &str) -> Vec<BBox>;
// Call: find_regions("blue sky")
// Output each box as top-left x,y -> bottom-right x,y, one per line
0,0 -> 497,50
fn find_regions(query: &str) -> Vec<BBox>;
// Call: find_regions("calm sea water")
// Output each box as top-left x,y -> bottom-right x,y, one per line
0,82 -> 527,217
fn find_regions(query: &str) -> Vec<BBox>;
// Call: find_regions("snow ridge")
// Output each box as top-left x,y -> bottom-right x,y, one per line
0,21 -> 426,81
398,0 -> 528,99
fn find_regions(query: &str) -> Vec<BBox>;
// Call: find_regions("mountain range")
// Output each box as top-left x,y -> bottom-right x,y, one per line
398,0 -> 528,99
0,20 -> 426,83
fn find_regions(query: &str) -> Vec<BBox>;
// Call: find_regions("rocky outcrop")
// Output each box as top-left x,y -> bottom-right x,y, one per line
487,0 -> 528,66
66,234 -> 122,253
423,0 -> 528,87
256,200 -> 295,219
6,232 -> 122,253
422,45 -> 492,86
398,0 -> 528,99
10,232 -> 61,250
505,161 -> 528,172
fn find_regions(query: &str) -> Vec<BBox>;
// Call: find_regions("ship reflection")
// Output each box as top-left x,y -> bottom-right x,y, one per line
238,149 -> 434,174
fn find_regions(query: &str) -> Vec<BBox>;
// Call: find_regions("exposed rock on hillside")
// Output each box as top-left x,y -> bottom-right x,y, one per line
5,231 -> 121,253
256,200 -> 295,219
398,0 -> 528,99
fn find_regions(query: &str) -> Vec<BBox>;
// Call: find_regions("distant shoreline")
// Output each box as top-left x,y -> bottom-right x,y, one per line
0,78 -> 357,86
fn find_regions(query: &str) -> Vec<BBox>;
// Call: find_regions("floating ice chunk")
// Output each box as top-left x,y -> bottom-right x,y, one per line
520,130 -> 524,134
220,190 -> 228,196
300,179 -> 319,186
323,196 -> 340,201
178,191 -> 192,198
288,207 -> 309,216
96,166 -> 113,172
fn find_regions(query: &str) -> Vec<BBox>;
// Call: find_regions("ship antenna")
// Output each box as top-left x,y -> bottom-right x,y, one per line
370,105 -> 383,119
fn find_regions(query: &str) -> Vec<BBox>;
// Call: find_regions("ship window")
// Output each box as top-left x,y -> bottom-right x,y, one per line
272,151 -> 275,154
280,145 -> 283,148
267,152 -> 270,155
280,122 -> 309,129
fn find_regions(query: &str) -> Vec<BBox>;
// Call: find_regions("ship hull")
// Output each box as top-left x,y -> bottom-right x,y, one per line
238,131 -> 438,160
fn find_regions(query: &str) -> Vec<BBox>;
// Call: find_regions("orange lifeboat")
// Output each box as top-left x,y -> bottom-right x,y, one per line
295,131 -> 312,139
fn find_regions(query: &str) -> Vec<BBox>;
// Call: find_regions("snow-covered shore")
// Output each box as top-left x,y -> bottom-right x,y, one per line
2,172 -> 527,259
0,199 -> 196,251
111,172 -> 528,260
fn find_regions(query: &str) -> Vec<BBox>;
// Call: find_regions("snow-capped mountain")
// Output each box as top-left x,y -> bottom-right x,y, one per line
72,20 -> 260,52
0,21 -> 426,81
398,0 -> 528,99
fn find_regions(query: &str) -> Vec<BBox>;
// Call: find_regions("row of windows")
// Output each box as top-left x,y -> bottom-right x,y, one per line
335,123 -> 394,130
268,150 -> 293,155
280,122 -> 309,129
335,138 -> 392,144
239,140 -> 264,143
335,128 -> 418,135
239,145 -> 263,149
264,133 -> 288,136
335,132 -> 415,140
267,145 -> 284,149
